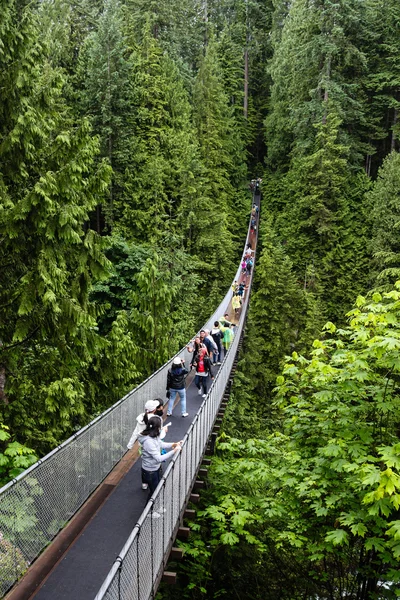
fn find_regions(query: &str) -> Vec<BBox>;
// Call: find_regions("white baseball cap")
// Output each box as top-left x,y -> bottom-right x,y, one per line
145,400 -> 160,412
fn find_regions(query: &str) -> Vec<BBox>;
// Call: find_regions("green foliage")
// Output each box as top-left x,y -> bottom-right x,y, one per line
199,284 -> 400,599
362,0 -> 400,169
77,0 -> 133,226
0,0 -> 111,452
192,39 -> 239,294
0,424 -> 37,486
129,245 -> 202,375
369,151 -> 400,287
267,109 -> 372,322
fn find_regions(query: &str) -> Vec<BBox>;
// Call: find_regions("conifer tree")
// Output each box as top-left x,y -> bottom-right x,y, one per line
266,0 -> 367,169
0,0 -> 111,450
78,0 -> 133,229
192,39 -> 237,293
362,0 -> 400,172
112,22 -> 201,248
223,220 -> 322,438
369,151 -> 400,287
272,110 -> 371,321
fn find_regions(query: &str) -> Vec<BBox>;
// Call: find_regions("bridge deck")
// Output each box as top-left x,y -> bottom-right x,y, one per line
31,371 -> 221,600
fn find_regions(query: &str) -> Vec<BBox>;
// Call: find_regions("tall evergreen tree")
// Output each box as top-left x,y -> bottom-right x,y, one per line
269,110 -> 371,321
0,0 -> 111,450
111,22 -> 202,248
192,39 -> 238,293
361,0 -> 400,174
77,0 -> 133,229
369,151 -> 400,287
266,0 -> 367,169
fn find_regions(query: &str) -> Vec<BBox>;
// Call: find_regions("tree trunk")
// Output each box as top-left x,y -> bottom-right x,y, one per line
0,342 -> 8,405
107,36 -> 113,229
322,55 -> 331,124
244,48 -> 249,119
391,108 -> 397,151
203,0 -> 208,45
0,368 -> 8,404
96,204 -> 101,234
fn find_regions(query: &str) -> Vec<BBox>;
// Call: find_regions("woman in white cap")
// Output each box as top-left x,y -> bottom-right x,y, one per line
166,356 -> 189,417
127,398 -> 167,490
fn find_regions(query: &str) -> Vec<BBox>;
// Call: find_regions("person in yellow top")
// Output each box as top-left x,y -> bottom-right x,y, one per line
232,293 -> 241,316
223,323 -> 234,353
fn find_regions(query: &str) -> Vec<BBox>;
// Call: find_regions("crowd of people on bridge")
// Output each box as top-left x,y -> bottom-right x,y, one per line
127,193 -> 259,514
126,313 -> 236,504
249,178 -> 262,194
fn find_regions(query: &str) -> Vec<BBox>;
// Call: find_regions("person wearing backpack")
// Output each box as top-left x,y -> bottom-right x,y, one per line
237,281 -> 247,299
166,357 -> 189,417
193,346 -> 214,397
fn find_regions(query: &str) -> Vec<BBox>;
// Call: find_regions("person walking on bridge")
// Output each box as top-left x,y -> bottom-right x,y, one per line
127,399 -> 169,490
127,399 -> 166,450
138,417 -> 182,512
219,313 -> 232,328
166,357 -> 189,417
193,346 -> 214,398
204,329 -> 218,357
211,321 -> 223,365
223,323 -> 235,353
232,293 -> 241,317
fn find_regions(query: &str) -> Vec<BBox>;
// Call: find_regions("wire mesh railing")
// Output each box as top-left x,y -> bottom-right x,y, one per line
93,199 -> 259,600
0,193 -> 259,599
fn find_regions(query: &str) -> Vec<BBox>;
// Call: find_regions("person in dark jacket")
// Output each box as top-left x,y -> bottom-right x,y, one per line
193,346 -> 214,398
199,329 -> 216,357
166,356 -> 189,417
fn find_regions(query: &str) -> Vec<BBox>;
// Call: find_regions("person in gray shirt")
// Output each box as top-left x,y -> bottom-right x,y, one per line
138,417 -> 182,511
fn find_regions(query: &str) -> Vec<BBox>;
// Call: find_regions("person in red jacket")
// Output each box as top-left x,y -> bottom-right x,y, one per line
192,346 -> 214,398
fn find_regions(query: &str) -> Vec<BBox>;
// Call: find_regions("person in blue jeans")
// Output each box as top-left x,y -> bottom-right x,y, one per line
138,418 -> 182,516
166,356 -> 189,417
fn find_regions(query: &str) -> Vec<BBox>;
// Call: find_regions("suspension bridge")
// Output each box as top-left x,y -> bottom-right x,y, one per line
1,192 -> 260,600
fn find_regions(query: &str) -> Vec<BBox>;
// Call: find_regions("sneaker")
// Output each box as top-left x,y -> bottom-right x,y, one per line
142,483 -> 148,490
197,389 -> 202,395
182,412 -> 189,417
217,362 -> 221,365
167,412 -> 172,417
152,511 -> 161,519
202,393 -> 207,398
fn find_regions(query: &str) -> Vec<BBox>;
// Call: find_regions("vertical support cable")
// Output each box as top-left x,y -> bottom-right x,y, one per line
162,481 -> 166,571
116,557 -> 122,600
136,532 -> 140,600
150,502 -> 155,600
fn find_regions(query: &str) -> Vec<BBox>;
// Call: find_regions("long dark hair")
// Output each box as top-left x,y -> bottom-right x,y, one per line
141,416 -> 161,438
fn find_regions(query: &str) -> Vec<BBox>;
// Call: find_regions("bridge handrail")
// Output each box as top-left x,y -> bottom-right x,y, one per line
0,197 -> 258,598
93,207 -> 258,600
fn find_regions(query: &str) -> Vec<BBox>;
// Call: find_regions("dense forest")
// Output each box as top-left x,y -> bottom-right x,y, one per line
2,0 -> 400,598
